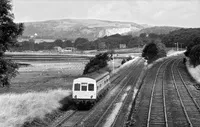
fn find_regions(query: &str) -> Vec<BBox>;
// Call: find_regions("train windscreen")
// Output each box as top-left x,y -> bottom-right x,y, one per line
74,83 -> 80,91
88,84 -> 94,91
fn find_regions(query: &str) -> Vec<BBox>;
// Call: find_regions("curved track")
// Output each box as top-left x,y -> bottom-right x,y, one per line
125,56 -> 200,127
50,58 -> 143,127
146,59 -> 173,127
125,57 -> 174,127
171,59 -> 200,127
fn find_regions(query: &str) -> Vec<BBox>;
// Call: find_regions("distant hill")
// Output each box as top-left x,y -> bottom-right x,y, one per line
22,19 -> 147,40
130,26 -> 181,36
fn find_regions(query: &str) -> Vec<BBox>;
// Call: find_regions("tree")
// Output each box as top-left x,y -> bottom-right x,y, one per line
139,33 -> 147,38
188,44 -> 200,67
0,0 -> 24,87
142,42 -> 158,61
74,38 -> 89,49
83,52 -> 110,74
184,36 -> 200,57
142,40 -> 166,63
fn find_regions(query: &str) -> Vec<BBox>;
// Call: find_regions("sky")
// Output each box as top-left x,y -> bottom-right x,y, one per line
13,0 -> 200,28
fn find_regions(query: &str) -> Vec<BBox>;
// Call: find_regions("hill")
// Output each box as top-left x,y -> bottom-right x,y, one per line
130,26 -> 181,36
22,19 -> 147,40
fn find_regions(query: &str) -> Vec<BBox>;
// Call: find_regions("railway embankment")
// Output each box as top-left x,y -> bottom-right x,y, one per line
186,60 -> 200,88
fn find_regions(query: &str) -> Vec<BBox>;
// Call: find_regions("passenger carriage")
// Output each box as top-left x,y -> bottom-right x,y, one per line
72,70 -> 110,105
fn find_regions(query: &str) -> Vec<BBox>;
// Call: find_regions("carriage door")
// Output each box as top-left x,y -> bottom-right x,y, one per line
80,83 -> 88,99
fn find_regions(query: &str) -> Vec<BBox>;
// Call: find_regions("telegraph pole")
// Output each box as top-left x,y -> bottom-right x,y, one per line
112,53 -> 114,72
177,42 -> 179,51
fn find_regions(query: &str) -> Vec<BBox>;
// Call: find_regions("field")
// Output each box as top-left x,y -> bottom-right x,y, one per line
0,55 -> 124,94
0,51 -> 139,127
2,60 -> 86,94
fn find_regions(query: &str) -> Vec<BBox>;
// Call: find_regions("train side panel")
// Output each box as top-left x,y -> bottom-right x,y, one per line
96,74 -> 110,98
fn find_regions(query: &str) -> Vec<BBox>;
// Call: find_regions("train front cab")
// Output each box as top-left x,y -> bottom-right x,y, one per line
72,78 -> 97,105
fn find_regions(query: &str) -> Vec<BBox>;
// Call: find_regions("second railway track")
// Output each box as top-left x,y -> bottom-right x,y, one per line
171,59 -> 200,127
50,58 -> 144,127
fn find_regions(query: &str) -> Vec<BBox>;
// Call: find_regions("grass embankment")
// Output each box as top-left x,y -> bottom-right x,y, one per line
186,60 -> 200,89
0,89 -> 71,127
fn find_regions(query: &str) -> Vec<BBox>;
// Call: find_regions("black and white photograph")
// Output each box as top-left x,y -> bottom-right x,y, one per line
0,0 -> 200,126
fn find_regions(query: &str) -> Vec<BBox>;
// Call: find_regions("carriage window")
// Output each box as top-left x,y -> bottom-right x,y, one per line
74,83 -> 80,91
82,86 -> 87,91
88,84 -> 94,91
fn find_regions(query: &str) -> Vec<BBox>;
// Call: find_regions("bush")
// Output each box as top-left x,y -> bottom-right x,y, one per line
142,43 -> 158,61
126,56 -> 132,61
83,52 -> 110,74
188,44 -> 200,67
121,59 -> 126,65
142,40 -> 166,63
184,37 -> 200,57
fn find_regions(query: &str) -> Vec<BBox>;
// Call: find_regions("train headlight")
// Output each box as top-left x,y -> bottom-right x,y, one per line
91,95 -> 93,99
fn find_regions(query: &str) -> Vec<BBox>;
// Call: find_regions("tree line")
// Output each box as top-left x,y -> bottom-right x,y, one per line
11,28 -> 200,52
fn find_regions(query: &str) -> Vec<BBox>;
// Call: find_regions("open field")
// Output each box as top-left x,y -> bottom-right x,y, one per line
0,57 -> 124,94
5,61 -> 87,94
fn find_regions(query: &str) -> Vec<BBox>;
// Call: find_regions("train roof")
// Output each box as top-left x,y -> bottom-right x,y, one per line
82,70 -> 109,81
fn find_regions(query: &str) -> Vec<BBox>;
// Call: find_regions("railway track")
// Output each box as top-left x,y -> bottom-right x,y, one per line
146,59 -> 173,127
93,63 -> 144,127
49,58 -> 144,127
126,58 -> 175,127
171,59 -> 200,127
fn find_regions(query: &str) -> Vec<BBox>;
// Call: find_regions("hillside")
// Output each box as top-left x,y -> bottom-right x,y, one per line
22,19 -> 147,40
131,26 -> 181,36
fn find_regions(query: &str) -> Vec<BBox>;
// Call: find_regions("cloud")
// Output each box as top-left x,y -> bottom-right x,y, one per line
13,0 -> 200,27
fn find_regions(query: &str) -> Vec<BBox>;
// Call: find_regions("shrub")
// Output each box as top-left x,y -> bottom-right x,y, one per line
184,37 -> 200,57
142,40 -> 166,63
142,43 -> 158,61
126,56 -> 132,61
83,52 -> 110,74
121,59 -> 126,65
188,44 -> 200,67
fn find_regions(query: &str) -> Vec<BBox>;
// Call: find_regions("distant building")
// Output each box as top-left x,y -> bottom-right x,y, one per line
64,47 -> 76,52
54,46 -> 63,52
119,44 -> 126,49
54,46 -> 76,52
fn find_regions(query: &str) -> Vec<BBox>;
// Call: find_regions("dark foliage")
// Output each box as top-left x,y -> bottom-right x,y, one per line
121,56 -> 132,65
121,59 -> 126,65
162,28 -> 200,48
12,39 -> 73,51
188,44 -> 200,67
142,43 -> 158,61
83,52 -> 110,74
0,0 -> 24,86
126,56 -> 132,61
142,40 -> 166,63
184,37 -> 200,57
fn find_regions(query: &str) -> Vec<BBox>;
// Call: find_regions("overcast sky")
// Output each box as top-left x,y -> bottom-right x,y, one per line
13,0 -> 200,28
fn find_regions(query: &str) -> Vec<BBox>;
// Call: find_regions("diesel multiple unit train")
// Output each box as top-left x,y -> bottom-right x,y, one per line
72,70 -> 110,104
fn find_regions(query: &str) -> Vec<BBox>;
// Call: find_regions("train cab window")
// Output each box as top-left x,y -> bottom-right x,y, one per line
88,84 -> 94,91
82,86 -> 87,91
74,83 -> 80,91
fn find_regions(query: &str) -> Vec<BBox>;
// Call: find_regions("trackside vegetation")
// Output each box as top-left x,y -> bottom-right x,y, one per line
184,37 -> 200,67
